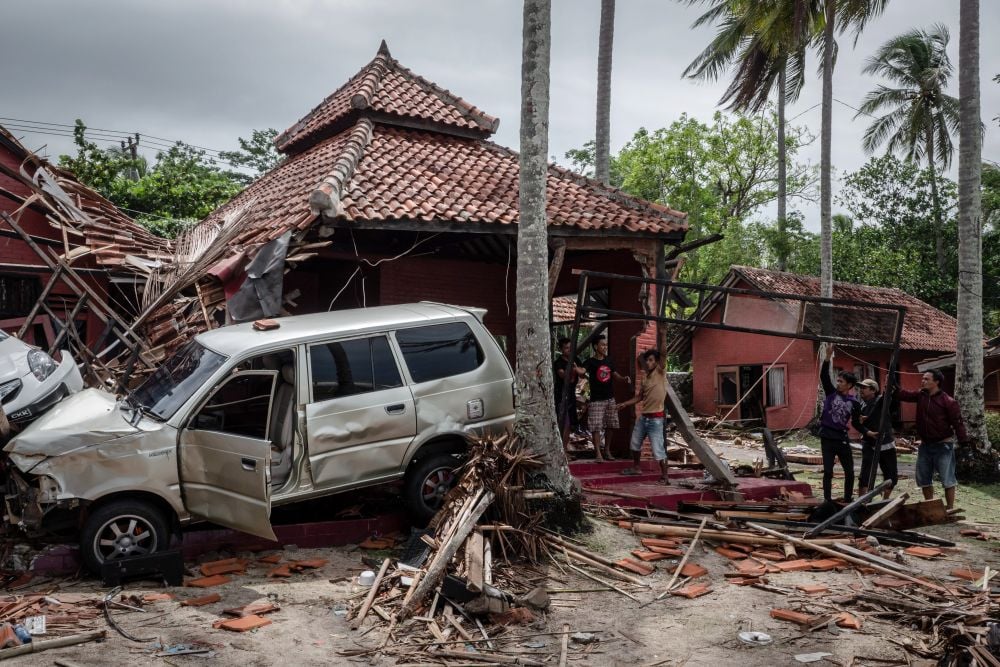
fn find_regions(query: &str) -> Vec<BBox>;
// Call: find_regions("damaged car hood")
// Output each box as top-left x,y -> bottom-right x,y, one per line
4,388 -> 142,457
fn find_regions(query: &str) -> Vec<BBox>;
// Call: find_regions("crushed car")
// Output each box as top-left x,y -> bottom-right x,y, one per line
1,303 -> 515,573
0,330 -> 83,426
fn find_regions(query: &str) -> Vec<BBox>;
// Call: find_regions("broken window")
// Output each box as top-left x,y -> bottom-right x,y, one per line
396,323 -> 484,383
0,274 -> 41,318
717,369 -> 738,406
191,374 -> 274,439
309,335 -> 401,403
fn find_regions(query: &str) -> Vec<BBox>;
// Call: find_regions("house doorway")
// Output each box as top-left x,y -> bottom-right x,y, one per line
716,364 -> 787,427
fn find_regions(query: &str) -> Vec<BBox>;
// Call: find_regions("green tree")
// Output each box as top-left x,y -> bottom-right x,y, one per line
857,24 -> 959,275
566,110 -> 815,286
218,128 -> 283,177
59,120 -> 245,238
682,0 -> 817,270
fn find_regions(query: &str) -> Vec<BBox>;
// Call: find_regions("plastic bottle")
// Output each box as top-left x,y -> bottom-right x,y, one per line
11,625 -> 30,644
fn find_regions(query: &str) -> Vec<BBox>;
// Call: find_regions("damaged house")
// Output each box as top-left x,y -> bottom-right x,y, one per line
157,41 -> 691,454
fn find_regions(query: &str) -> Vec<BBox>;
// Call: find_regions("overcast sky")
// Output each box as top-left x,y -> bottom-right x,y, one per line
2,0 -> 997,231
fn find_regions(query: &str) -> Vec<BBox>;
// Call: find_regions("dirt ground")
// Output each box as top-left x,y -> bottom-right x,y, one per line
7,514 -> 994,667
8,436 -> 999,666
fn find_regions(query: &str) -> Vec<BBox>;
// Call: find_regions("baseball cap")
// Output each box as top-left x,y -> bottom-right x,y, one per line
859,378 -> 879,391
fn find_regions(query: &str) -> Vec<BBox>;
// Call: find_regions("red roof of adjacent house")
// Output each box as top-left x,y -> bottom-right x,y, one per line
275,41 -> 499,155
730,266 -> 957,353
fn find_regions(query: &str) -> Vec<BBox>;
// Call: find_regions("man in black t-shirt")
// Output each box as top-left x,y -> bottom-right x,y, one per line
584,336 -> 630,461
553,337 -> 585,452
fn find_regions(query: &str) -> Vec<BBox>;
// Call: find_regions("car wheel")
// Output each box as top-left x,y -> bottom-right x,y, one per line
404,453 -> 461,524
80,499 -> 170,574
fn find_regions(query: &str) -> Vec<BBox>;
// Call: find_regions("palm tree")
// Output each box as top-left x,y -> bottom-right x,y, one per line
517,0 -> 576,495
956,0 -> 992,460
857,25 -> 959,275
595,0 -> 615,186
683,0 -> 815,271
818,0 -> 890,302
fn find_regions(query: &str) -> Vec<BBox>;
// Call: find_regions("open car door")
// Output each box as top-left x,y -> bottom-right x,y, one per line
178,370 -> 278,540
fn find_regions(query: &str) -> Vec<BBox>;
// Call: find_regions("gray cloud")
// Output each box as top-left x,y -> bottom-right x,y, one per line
1,0 -> 997,231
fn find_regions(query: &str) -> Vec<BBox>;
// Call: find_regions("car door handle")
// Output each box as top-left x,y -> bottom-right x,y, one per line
385,403 -> 406,415
241,457 -> 257,471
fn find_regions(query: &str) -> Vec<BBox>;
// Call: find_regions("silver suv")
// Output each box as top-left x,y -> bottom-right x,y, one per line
3,303 -> 514,572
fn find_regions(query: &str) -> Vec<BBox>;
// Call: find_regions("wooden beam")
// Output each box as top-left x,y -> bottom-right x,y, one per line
547,241 -> 567,300
861,493 -> 909,529
663,383 -> 740,492
803,480 -> 893,538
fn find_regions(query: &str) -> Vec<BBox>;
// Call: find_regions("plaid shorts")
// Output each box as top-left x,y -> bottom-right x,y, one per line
587,399 -> 619,432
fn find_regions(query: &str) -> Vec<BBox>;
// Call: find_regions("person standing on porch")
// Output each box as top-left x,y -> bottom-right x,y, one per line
584,336 -> 630,461
817,346 -> 861,502
896,369 -> 967,510
553,337 -> 585,454
617,349 -> 670,484
853,378 -> 898,498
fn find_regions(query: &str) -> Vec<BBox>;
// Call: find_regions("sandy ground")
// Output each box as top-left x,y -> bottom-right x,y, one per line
8,435 -> 998,666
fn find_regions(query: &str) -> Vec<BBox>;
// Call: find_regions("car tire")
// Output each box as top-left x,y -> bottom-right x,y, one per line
80,499 -> 170,575
403,453 -> 462,525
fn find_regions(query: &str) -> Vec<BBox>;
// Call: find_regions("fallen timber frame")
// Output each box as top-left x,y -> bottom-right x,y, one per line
561,270 -> 907,496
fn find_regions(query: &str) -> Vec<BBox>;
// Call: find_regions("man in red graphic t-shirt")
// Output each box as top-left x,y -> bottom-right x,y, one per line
583,336 -> 630,461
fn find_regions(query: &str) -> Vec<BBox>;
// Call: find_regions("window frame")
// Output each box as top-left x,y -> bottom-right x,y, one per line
186,369 -> 277,441
764,364 -> 788,409
306,333 -> 404,405
392,321 -> 486,384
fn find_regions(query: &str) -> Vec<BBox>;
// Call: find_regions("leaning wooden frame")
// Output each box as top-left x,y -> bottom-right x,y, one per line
559,270 -> 908,496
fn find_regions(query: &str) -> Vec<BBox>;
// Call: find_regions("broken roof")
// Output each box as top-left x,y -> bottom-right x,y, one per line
201,42 -> 687,248
728,266 -> 958,353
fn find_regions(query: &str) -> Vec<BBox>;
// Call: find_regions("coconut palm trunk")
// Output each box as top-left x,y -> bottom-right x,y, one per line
777,61 -> 788,271
820,1 -> 835,302
955,0 -> 992,465
924,123 -> 947,275
595,0 -> 615,186
517,0 -> 575,495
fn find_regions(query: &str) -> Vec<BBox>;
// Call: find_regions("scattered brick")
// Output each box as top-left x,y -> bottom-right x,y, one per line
142,593 -> 174,603
0,624 -> 18,649
646,546 -> 684,557
904,546 -> 944,559
808,559 -> 846,572
186,575 -> 232,588
770,608 -> 818,626
750,550 -> 785,562
200,558 -> 248,577
795,584 -> 829,596
959,529 -> 986,539
223,602 -> 280,618
728,576 -> 765,586
267,565 -> 293,578
616,558 -> 656,576
671,563 -> 707,579
715,547 -> 747,560
257,554 -> 283,564
359,536 -> 396,549
775,559 -> 813,572
734,560 -> 768,576
670,584 -> 712,599
213,614 -> 272,632
724,543 -> 756,554
631,550 -> 670,562
951,568 -> 984,582
641,538 -> 681,549
289,559 -> 328,571
836,612 -> 862,630
181,593 -> 221,607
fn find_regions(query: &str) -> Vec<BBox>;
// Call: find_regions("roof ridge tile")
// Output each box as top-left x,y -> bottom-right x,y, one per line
308,119 -> 375,218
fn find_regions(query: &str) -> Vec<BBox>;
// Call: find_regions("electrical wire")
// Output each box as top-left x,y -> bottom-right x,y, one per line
0,116 -> 230,155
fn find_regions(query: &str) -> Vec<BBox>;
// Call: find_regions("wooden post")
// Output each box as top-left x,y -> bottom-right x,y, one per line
803,480 -> 892,538
663,383 -> 741,494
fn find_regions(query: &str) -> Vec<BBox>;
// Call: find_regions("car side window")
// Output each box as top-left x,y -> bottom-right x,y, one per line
310,336 -> 401,403
395,322 -> 484,383
191,374 -> 274,439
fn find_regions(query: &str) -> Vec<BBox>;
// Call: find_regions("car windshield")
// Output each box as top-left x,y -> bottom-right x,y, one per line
133,341 -> 227,420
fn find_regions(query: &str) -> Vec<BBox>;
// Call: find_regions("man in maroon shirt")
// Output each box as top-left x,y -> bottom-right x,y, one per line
897,369 -> 968,509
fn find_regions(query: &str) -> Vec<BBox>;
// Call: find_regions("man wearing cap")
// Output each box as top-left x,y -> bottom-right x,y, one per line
896,369 -> 968,510
852,378 -> 897,499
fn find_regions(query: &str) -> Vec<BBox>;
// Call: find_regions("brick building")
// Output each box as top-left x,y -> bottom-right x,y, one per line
687,266 -> 958,430
194,42 -> 688,453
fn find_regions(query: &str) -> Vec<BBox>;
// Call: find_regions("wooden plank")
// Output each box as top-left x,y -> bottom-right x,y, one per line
350,557 -> 390,629
465,532 -> 485,593
663,382 -> 740,493
803,480 -> 892,538
547,240 -> 567,300
861,493 -> 909,529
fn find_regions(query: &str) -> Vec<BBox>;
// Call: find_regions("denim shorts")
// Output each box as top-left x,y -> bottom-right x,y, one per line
630,415 -> 666,461
916,440 -> 957,489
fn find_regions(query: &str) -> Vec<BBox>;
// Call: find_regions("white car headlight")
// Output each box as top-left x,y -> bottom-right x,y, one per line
27,350 -> 57,382
0,378 -> 21,402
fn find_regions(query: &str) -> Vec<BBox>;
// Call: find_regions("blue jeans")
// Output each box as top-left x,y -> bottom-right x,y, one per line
630,415 -> 666,461
916,441 -> 957,489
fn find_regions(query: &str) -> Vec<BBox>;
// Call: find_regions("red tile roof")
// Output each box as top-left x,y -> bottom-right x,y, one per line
275,41 -> 499,155
731,266 -> 957,353
205,120 -> 687,247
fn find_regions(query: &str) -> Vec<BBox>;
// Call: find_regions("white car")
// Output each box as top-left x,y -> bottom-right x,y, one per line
0,330 -> 83,425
